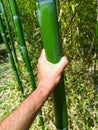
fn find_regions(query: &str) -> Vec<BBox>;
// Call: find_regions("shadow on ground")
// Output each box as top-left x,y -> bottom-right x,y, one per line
0,49 -> 8,64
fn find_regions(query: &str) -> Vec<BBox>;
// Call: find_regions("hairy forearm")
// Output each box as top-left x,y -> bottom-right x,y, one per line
0,49 -> 68,130
0,82 -> 53,130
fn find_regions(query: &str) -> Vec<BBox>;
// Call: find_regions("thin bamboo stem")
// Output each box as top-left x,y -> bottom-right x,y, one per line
0,17 -> 24,94
8,0 -> 36,90
36,0 -> 68,129
0,0 -> 19,69
7,0 -> 20,44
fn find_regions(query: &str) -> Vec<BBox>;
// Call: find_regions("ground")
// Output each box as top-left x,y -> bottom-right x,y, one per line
0,43 -> 98,130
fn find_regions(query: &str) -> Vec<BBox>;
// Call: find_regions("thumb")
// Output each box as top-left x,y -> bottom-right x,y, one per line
58,56 -> 69,71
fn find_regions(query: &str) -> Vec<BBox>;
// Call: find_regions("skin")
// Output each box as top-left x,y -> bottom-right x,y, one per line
0,49 -> 68,130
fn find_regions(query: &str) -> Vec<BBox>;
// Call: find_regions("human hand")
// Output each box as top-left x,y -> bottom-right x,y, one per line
37,49 -> 68,89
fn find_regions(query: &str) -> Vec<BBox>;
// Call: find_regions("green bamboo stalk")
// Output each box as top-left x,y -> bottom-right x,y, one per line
8,0 -> 36,90
0,0 -> 19,69
7,0 -> 19,43
7,0 -> 25,65
8,0 -> 45,129
0,16 -> 24,94
36,0 -> 68,129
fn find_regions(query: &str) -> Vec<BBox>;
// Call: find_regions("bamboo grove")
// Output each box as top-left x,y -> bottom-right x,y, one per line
0,0 -> 97,130
0,0 -> 68,129
0,0 -> 45,129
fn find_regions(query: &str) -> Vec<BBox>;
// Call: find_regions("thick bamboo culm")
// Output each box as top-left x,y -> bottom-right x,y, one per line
36,0 -> 68,130
0,0 -> 19,69
8,0 -> 45,129
0,17 -> 24,94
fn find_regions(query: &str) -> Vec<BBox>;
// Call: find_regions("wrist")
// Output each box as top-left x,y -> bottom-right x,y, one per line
37,80 -> 55,95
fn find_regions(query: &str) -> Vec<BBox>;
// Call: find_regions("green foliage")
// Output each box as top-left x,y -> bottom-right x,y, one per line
16,0 -> 39,43
0,0 -> 98,130
59,0 -> 98,129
